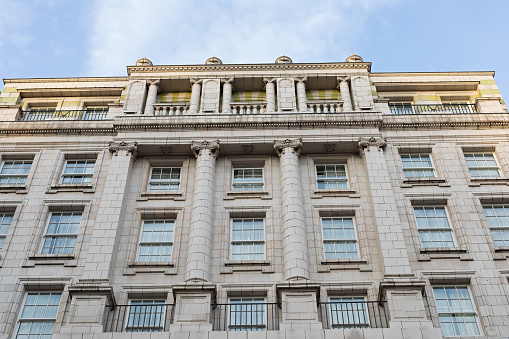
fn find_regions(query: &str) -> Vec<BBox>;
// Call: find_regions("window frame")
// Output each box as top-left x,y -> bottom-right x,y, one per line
136,219 -> 175,263
0,160 -> 33,186
231,167 -> 264,191
124,299 -> 167,332
482,205 -> 509,248
230,218 -> 266,261
39,211 -> 82,255
0,211 -> 13,252
431,285 -> 481,336
321,217 -> 360,260
147,167 -> 182,192
464,152 -> 501,178
227,297 -> 267,331
60,159 -> 96,185
413,206 -> 457,249
316,164 -> 349,190
400,153 -> 436,179
13,291 -> 62,339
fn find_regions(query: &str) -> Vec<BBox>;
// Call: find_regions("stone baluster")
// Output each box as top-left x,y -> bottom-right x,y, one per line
185,140 -> 220,282
264,77 -> 276,113
273,138 -> 310,281
144,80 -> 159,115
338,76 -> 353,112
295,77 -> 308,112
189,78 -> 202,114
221,78 -> 233,114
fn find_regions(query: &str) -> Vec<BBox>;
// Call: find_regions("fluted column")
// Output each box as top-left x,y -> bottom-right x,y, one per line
264,77 -> 276,113
295,77 -> 308,112
273,138 -> 310,281
221,78 -> 233,113
144,80 -> 159,115
338,76 -> 353,112
189,78 -> 202,114
185,140 -> 220,282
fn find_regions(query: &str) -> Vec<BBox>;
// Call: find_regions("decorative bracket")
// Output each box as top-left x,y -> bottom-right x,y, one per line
358,137 -> 387,154
108,141 -> 138,158
273,138 -> 303,157
191,140 -> 220,158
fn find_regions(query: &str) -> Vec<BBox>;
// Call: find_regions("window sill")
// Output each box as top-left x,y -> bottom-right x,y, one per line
138,191 -> 185,201
401,178 -> 448,187
224,190 -> 271,200
493,247 -> 509,260
24,254 -> 77,267
0,185 -> 27,194
125,261 -> 177,275
312,189 -> 358,199
468,177 -> 509,186
47,184 -> 94,193
318,257 -> 372,272
418,247 -> 471,261
221,260 -> 273,274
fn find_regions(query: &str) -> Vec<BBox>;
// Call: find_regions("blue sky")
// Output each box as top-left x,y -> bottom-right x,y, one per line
1,0 -> 508,100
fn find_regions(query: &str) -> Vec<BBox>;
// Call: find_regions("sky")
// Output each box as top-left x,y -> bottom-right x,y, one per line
0,0 -> 508,100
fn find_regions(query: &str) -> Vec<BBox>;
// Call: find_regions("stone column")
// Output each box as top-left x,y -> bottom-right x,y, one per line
221,78 -> 233,114
144,79 -> 159,115
338,76 -> 353,112
273,139 -> 310,281
295,77 -> 308,112
189,78 -> 202,114
264,77 -> 276,113
81,141 -> 138,282
185,140 -> 220,282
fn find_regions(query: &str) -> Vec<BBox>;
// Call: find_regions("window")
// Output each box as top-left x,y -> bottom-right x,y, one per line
61,160 -> 95,184
414,207 -> 455,248
232,168 -> 263,191
0,160 -> 32,185
432,286 -> 480,336
322,217 -> 358,259
465,153 -> 500,177
126,300 -> 166,332
0,212 -> 13,250
15,292 -> 61,339
401,154 -> 435,178
316,165 -> 348,189
483,205 -> 509,247
229,298 -> 266,331
329,297 -> 369,329
231,219 -> 264,260
148,167 -> 181,192
41,212 -> 81,254
137,220 -> 174,262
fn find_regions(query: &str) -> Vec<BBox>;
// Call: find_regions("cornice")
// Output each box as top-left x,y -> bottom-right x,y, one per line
127,62 -> 371,75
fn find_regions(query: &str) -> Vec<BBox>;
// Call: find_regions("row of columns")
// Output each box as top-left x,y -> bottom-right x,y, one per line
142,76 -> 355,114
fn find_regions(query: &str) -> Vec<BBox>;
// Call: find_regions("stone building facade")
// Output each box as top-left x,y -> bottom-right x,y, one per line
0,55 -> 508,338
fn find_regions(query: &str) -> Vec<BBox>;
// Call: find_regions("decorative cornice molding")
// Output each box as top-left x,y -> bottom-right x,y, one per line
191,140 -> 220,158
273,138 -> 302,157
127,62 -> 371,75
358,137 -> 386,154
108,141 -> 138,157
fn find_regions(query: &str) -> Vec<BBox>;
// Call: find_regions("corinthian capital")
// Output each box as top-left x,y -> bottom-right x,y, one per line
108,141 -> 138,157
147,79 -> 160,87
295,76 -> 307,83
263,77 -> 276,85
221,77 -> 234,85
358,137 -> 386,154
273,138 -> 303,157
190,78 -> 203,86
191,140 -> 220,158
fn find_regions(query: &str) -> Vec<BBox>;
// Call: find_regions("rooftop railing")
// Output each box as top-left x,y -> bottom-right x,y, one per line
318,300 -> 389,329
19,108 -> 108,121
211,302 -> 280,331
389,103 -> 478,115
104,304 -> 175,332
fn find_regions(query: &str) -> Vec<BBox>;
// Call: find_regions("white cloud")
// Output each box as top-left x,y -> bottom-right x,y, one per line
86,0 -> 402,76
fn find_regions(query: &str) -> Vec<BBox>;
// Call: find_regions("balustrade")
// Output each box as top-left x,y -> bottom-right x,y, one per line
153,103 -> 190,115
230,102 -> 267,114
307,101 -> 343,113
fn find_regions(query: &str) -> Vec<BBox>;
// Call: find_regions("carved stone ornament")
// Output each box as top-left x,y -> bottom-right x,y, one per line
241,144 -> 254,154
191,140 -> 220,158
323,143 -> 336,153
273,138 -> 303,157
160,145 -> 173,155
295,76 -> 307,83
108,141 -> 138,157
358,137 -> 387,153
190,78 -> 203,86
147,79 -> 160,87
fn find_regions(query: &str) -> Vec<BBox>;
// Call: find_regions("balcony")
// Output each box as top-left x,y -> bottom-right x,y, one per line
230,102 -> 267,114
389,103 -> 478,115
19,108 -> 109,121
153,103 -> 190,115
307,100 -> 343,113
104,303 -> 175,332
318,300 -> 389,329
211,302 -> 280,331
